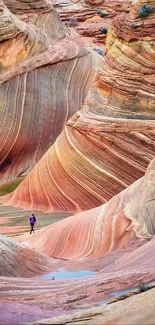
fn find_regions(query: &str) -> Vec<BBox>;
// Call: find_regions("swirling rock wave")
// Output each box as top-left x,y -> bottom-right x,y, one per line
56,0 -> 132,49
4,0 -> 52,14
16,157 -> 155,260
0,0 -> 99,183
1,0 -> 155,213
0,234 -> 54,277
1,237 -> 155,323
57,0 -> 131,22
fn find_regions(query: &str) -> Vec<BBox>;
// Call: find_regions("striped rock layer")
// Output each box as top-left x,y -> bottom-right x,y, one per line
1,235 -> 155,323
0,0 -> 99,183
109,306 -> 155,325
4,0 -> 52,14
1,0 -> 155,213
56,0 -> 132,22
56,0 -> 132,49
29,289 -> 155,325
0,234 -> 54,277
17,157 -> 155,260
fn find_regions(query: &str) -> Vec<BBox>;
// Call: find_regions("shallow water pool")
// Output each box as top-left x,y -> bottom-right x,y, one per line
40,268 -> 96,280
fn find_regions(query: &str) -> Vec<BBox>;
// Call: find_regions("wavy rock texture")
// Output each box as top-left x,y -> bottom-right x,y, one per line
1,229 -> 155,323
56,0 -> 131,22
29,289 -> 155,324
0,302 -> 62,325
16,157 -> 155,259
2,0 -> 155,213
1,242 -> 155,324
1,241 -> 155,324
56,0 -> 132,49
0,234 -> 55,277
4,0 -> 52,14
0,0 -> 99,183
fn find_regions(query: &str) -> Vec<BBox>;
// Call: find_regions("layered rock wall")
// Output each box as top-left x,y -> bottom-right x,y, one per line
18,157 -> 155,260
2,0 -> 155,212
0,0 -> 99,183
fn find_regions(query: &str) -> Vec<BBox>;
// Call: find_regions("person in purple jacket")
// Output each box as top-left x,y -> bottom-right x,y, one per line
29,213 -> 36,234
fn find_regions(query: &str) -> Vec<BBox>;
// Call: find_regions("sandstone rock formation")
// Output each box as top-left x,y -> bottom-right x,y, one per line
1,242 -> 155,324
109,306 -> 155,325
4,0 -> 52,14
1,221 -> 155,323
1,238 -> 155,324
1,0 -> 155,213
1,0 -> 155,324
57,0 -> 131,23
28,290 -> 155,324
0,0 -> 99,184
16,157 -> 155,259
0,234 -> 54,277
56,0 -> 132,50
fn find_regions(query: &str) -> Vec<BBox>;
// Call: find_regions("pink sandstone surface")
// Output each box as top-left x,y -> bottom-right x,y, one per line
0,0 -> 100,184
28,290 -> 155,324
16,157 -> 155,259
1,238 -> 155,324
55,0 -> 132,49
0,0 -> 155,324
0,234 -> 56,277
55,0 -> 131,22
1,0 -> 155,213
2,161 -> 155,322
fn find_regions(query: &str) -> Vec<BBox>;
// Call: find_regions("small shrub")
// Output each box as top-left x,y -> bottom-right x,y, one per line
100,27 -> 108,34
68,18 -> 78,27
100,12 -> 108,18
139,283 -> 147,292
138,5 -> 153,18
130,22 -> 137,28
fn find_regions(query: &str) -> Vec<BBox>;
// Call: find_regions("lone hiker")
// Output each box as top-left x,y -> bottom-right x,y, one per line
29,213 -> 36,234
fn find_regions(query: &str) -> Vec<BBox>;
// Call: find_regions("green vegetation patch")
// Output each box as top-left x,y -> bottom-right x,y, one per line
0,176 -> 25,196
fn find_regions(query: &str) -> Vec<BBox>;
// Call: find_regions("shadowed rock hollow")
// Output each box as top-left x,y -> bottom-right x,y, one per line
1,0 -> 155,213
0,0 -> 100,184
